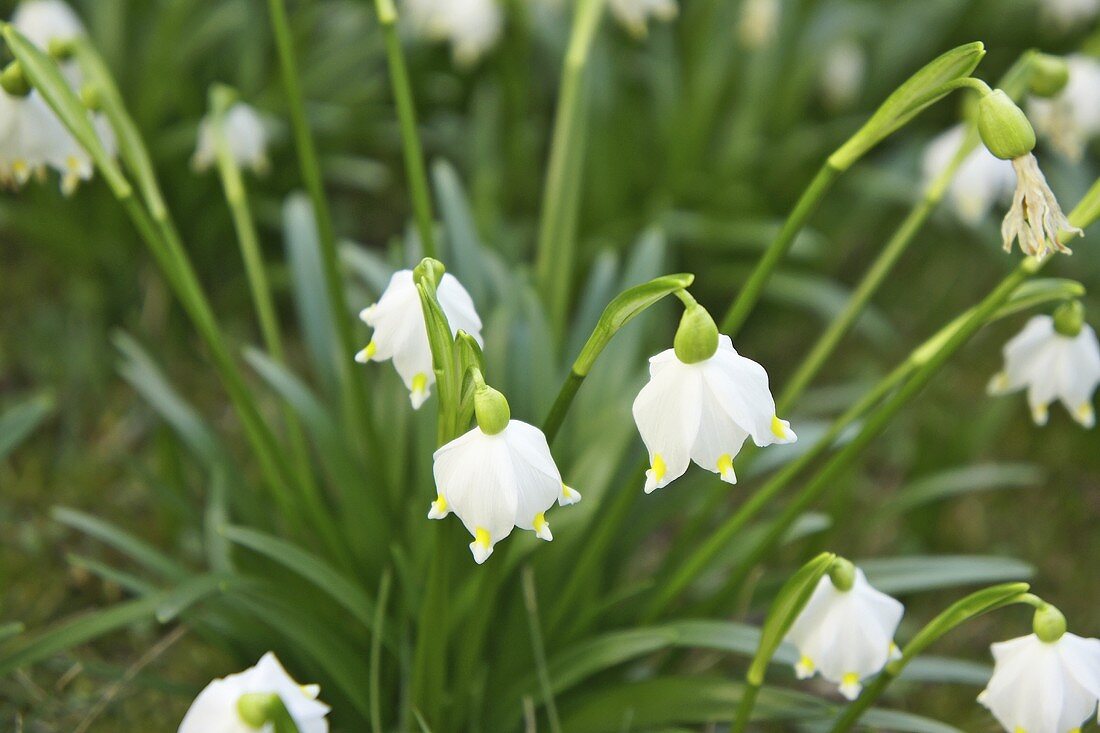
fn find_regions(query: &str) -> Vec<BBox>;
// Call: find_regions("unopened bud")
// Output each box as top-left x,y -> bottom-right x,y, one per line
1028,53 -> 1070,98
413,257 -> 445,289
80,83 -> 101,111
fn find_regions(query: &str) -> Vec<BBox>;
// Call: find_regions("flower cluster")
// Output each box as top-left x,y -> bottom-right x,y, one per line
0,0 -> 115,195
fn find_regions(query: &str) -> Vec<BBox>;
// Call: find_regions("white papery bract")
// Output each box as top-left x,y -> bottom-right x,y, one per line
357,270 -> 482,409
609,0 -> 678,38
632,335 -> 795,494
430,420 -> 578,564
978,633 -> 1100,733
785,569 -> 904,701
178,652 -> 330,733
1000,153 -> 1082,258
12,0 -> 84,51
402,0 -> 502,66
193,102 -> 270,175
923,124 -> 1015,226
988,315 -> 1100,428
1029,55 -> 1100,163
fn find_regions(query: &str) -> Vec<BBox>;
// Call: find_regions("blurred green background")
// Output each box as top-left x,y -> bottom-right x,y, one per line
1,0 -> 1098,729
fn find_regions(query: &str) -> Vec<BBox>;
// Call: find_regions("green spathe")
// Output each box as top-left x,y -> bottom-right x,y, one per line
674,304 -> 719,364
978,90 -> 1036,160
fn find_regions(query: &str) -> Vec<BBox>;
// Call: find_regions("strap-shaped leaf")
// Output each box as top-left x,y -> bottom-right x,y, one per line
0,393 -> 54,463
830,42 -> 986,170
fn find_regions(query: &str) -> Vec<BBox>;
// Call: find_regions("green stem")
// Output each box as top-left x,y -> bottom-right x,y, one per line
209,89 -> 351,567
371,569 -> 393,733
721,258 -> 1042,595
373,0 -> 437,258
535,0 -> 607,338
731,681 -> 760,733
775,134 -> 974,411
542,371 -> 583,445
720,162 -> 842,336
266,0 -> 377,454
521,566 -> 563,733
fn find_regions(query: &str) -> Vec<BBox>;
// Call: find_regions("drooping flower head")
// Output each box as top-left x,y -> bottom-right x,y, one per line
430,375 -> 580,563
632,299 -> 795,494
785,559 -> 904,700
609,0 -> 678,38
988,305 -> 1100,428
401,0 -> 503,66
977,88 -> 1083,258
922,124 -> 1016,226
193,102 -> 270,175
1029,54 -> 1100,163
178,652 -> 330,733
978,603 -> 1100,733
357,268 -> 483,409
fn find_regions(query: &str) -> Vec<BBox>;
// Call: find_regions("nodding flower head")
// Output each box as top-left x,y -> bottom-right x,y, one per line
784,563 -> 904,701
608,0 -> 678,39
988,310 -> 1100,428
1029,54 -> 1100,163
356,269 -> 483,409
401,0 -> 503,67
193,102 -> 271,175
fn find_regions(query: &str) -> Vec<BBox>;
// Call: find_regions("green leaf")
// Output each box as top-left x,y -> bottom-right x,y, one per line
883,463 -> 1044,515
220,525 -> 375,629
432,160 -> 490,304
1069,175 -> 1100,230
52,507 -> 187,581
0,622 -> 25,647
0,596 -> 161,677
0,393 -> 54,462
900,656 -> 991,686
860,556 -> 1033,595
155,574 -> 232,623
284,194 -> 339,395
830,42 -> 986,170
572,271 -> 694,376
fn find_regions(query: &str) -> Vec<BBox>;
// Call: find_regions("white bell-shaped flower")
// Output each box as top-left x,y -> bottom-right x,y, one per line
357,269 -> 483,409
988,311 -> 1100,428
402,0 -> 502,66
922,124 -> 1016,226
430,382 -> 578,564
1029,55 -> 1100,163
12,0 -> 84,51
632,304 -> 795,494
609,0 -> 678,38
785,564 -> 904,701
978,606 -> 1100,733
820,40 -> 865,111
1041,0 -> 1100,31
193,102 -> 270,175
738,0 -> 780,49
178,652 -> 330,733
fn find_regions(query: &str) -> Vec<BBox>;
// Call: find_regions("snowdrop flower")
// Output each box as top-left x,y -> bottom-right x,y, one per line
738,0 -> 780,49
12,0 -> 84,52
609,0 -> 678,38
430,377 -> 579,564
1040,0 -> 1100,31
402,0 -> 502,66
978,603 -> 1100,733
178,652 -> 330,733
988,305 -> 1100,428
922,124 -> 1016,226
1029,55 -> 1100,163
357,268 -> 483,409
193,102 -> 270,175
632,300 -> 795,494
785,560 -> 904,701
977,89 -> 1083,258
820,40 -> 865,111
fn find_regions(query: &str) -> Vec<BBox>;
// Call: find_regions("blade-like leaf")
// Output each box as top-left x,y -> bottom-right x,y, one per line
860,556 -> 1033,595
0,393 -> 54,462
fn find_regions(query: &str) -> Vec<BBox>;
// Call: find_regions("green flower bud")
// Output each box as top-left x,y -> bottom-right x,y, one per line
1028,53 -> 1070,98
673,303 -> 719,364
1033,603 -> 1067,643
413,257 -> 446,289
47,37 -> 75,61
828,557 -> 856,592
474,383 -> 511,435
80,83 -> 101,112
0,62 -> 31,97
978,89 -> 1036,160
1053,300 -> 1085,338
